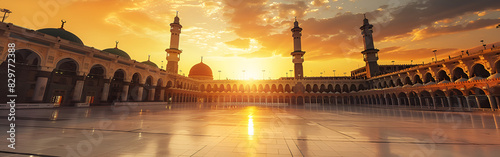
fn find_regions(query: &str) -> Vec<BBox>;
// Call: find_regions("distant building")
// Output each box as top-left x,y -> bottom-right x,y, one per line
1,15 -> 500,111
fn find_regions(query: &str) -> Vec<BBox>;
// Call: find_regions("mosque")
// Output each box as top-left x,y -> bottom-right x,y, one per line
1,14 -> 500,111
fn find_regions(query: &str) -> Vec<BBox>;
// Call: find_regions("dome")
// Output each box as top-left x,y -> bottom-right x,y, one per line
37,28 -> 83,45
141,60 -> 158,68
188,61 -> 213,80
103,48 -> 131,59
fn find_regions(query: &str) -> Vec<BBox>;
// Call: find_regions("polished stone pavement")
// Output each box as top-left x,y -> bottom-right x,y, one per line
0,103 -> 499,157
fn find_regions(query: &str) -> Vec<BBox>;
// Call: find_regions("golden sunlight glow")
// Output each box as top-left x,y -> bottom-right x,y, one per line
247,107 -> 256,139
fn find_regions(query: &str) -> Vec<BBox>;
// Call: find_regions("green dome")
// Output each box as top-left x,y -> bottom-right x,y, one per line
103,48 -> 131,59
36,28 -> 83,45
141,60 -> 158,68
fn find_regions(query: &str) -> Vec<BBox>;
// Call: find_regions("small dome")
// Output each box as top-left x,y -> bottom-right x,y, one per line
141,60 -> 158,68
37,28 -> 83,44
103,48 -> 131,59
188,61 -> 213,80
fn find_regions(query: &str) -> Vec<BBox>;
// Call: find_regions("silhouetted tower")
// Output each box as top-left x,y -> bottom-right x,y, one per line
291,18 -> 305,79
166,12 -> 183,74
360,15 -> 379,78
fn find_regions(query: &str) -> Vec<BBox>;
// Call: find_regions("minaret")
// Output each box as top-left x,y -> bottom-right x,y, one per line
166,12 -> 183,74
360,15 -> 379,78
291,18 -> 305,79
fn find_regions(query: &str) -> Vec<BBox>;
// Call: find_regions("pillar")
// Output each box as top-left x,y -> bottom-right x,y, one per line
465,96 -> 471,110
475,96 -> 481,109
159,88 -> 165,101
487,95 -> 497,111
148,87 -> 156,101
32,76 -> 49,102
72,76 -> 85,102
121,82 -> 130,101
419,97 -> 424,108
456,96 -> 463,109
136,86 -> 144,101
431,96 -> 437,109
101,80 -> 111,102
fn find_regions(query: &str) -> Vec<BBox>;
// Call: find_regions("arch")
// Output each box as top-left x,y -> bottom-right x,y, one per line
285,84 -> 291,93
436,70 -> 451,82
384,81 -> 389,88
404,76 -> 413,85
342,84 -> 349,93
452,67 -> 468,81
468,87 -> 490,108
350,84 -> 357,92
389,80 -> 396,87
413,74 -> 423,84
213,84 -> 219,92
471,63 -> 490,78
15,49 -> 42,66
227,84 -> 232,92
200,84 -> 205,92
239,84 -> 244,92
258,84 -> 263,92
219,84 -> 225,92
207,84 -> 212,92
424,72 -> 435,83
88,64 -> 105,79
264,84 -> 270,92
245,84 -> 250,93
55,58 -> 79,75
306,84 -> 312,93
271,84 -> 277,93
251,84 -> 257,92
334,84 -> 341,93
320,84 -> 326,93
278,84 -> 284,93
358,84 -> 365,91
312,84 -> 319,93
233,84 -> 238,92
396,78 -> 403,86
327,84 -> 334,93
495,60 -> 500,73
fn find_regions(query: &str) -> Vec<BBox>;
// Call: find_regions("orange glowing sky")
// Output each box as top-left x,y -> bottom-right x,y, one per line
3,0 -> 500,79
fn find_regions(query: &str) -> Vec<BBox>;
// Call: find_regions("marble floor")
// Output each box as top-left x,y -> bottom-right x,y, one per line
0,103 -> 499,157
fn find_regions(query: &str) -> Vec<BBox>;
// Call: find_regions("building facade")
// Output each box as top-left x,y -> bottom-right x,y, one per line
1,16 -> 500,111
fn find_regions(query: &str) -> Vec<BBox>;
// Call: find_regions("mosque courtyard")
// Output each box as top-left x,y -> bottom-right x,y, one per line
1,103 -> 499,157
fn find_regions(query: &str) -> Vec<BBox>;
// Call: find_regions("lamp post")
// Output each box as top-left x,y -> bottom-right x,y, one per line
1,9 -> 12,23
289,70 -> 293,78
179,70 -> 182,75
218,70 -> 221,80
262,70 -> 265,80
161,61 -> 164,70
333,70 -> 336,77
286,72 -> 288,77
410,60 -> 413,65
481,40 -> 486,50
320,72 -> 323,77
433,50 -> 437,63
242,70 -> 245,80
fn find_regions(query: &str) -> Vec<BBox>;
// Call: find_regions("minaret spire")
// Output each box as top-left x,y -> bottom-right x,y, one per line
201,56 -> 203,62
360,15 -> 380,78
115,41 -> 119,49
291,18 -> 305,79
148,55 -> 150,61
166,13 -> 183,74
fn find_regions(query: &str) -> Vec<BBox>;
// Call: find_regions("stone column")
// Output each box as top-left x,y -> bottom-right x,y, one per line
32,76 -> 49,102
465,96 -> 471,110
148,87 -> 156,101
457,96 -> 463,109
487,95 -> 497,111
158,88 -> 165,101
121,82 -> 130,102
475,96 -> 481,109
397,98 -> 401,106
72,76 -> 85,102
431,96 -> 437,109
419,97 -> 424,108
100,79 -> 111,102
136,85 -> 144,102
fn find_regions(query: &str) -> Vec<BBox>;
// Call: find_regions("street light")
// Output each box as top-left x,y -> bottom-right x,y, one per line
286,72 -> 288,77
1,8 -> 12,23
333,70 -> 336,77
289,70 -> 293,78
320,72 -> 323,77
161,61 -> 164,70
218,70 -> 221,80
242,70 -> 246,80
410,60 -> 413,65
432,50 -> 437,63
481,40 -> 486,50
391,61 -> 395,71
262,70 -> 265,80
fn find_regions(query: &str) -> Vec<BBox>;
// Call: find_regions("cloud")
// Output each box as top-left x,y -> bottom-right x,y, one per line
225,38 -> 251,49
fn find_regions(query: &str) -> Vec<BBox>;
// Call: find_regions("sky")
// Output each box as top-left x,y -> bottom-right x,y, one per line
3,0 -> 500,80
